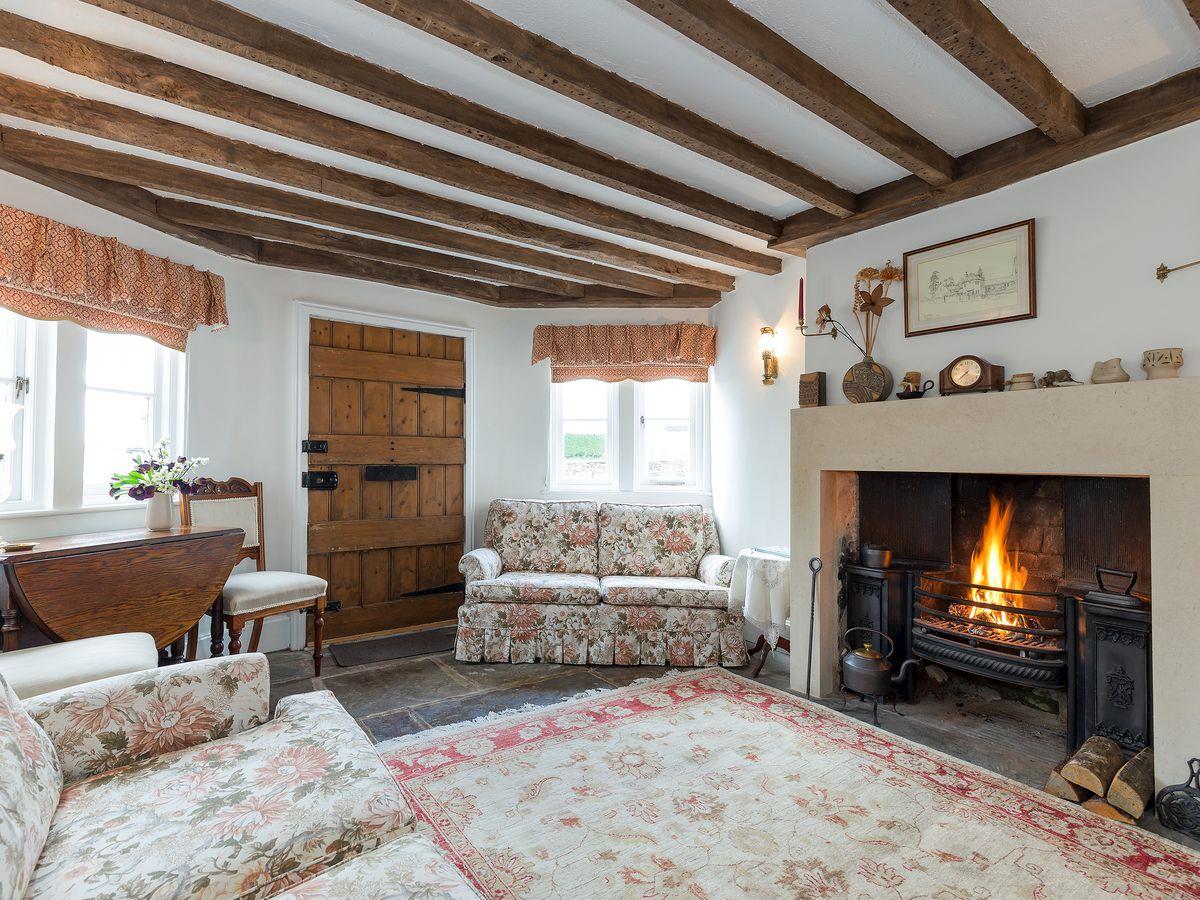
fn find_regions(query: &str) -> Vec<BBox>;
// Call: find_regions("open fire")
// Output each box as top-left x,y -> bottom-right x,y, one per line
951,494 -> 1033,635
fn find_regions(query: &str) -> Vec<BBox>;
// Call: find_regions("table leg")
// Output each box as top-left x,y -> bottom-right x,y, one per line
1,599 -> 19,652
209,595 -> 225,658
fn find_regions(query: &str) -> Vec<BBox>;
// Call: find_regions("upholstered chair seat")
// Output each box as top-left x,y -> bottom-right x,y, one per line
223,570 -> 329,615
0,632 -> 158,699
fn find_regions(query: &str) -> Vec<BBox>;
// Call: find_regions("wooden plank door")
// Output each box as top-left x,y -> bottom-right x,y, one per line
306,318 -> 465,641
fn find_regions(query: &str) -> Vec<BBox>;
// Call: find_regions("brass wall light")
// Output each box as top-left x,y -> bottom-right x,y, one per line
759,326 -> 778,385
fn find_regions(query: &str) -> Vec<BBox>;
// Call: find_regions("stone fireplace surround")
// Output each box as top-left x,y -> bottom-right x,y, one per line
791,378 -> 1198,789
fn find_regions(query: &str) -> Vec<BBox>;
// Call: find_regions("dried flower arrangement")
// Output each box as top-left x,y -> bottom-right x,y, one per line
851,261 -> 903,358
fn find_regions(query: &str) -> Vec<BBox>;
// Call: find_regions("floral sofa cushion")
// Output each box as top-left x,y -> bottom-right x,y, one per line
599,575 -> 730,609
274,834 -> 481,899
466,572 -> 602,606
25,654 -> 270,786
598,503 -> 708,577
26,689 -> 415,900
485,499 -> 599,574
0,674 -> 61,900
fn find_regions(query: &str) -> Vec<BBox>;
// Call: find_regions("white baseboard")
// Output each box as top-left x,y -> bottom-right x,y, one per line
193,611 -> 300,659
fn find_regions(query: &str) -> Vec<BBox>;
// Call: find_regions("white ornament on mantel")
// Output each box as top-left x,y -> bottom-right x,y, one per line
145,491 -> 174,531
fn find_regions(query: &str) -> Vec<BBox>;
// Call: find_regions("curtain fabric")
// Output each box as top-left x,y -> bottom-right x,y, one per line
0,204 -> 228,351
531,323 -> 717,382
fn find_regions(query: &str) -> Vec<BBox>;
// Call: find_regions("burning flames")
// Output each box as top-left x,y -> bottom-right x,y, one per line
959,494 -> 1031,630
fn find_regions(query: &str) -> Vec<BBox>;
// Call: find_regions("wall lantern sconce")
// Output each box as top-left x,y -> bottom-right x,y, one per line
759,326 -> 778,385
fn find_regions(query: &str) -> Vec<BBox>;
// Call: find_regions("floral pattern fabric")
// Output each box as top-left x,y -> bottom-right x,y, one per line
25,653 -> 270,786
600,575 -> 729,609
27,689 -> 415,900
455,601 -> 747,667
484,499 -> 599,575
598,504 -> 708,577
698,553 -> 736,587
382,669 -> 1200,900
276,834 -> 481,899
466,572 -> 601,606
459,547 -> 501,584
0,674 -> 61,899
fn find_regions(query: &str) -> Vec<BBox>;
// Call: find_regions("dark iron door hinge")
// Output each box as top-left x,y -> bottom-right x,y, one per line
401,386 -> 466,399
302,439 -> 329,453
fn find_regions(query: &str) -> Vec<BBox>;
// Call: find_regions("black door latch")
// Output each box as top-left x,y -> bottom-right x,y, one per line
302,471 -> 339,490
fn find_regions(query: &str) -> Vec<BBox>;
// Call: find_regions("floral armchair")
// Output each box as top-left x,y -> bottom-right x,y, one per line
456,500 -> 746,667
1,655 -> 479,899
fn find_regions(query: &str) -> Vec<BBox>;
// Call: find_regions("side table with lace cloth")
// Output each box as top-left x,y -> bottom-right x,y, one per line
728,548 -> 790,677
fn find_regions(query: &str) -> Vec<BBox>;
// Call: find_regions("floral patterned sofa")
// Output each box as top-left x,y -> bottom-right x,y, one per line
456,500 -> 747,667
0,654 -> 479,900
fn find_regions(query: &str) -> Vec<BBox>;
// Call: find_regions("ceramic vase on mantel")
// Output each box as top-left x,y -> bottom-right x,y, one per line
145,491 -> 174,531
1142,347 -> 1183,380
842,356 -> 893,403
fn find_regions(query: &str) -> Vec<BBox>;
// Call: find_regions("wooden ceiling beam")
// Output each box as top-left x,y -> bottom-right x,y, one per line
350,0 -> 857,215
773,66 -> 1200,253
75,0 -> 775,239
0,13 -> 776,272
1183,0 -> 1200,29
499,283 -> 720,308
884,0 -> 1085,143
624,0 -> 954,185
257,241 -> 716,307
156,199 -> 586,296
0,76 -> 761,287
0,150 -> 258,259
0,128 -> 709,296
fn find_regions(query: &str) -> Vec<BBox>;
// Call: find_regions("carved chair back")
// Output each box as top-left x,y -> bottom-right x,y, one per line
180,477 -> 266,571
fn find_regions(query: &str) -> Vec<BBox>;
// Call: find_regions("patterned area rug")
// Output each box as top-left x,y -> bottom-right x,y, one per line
380,669 -> 1200,898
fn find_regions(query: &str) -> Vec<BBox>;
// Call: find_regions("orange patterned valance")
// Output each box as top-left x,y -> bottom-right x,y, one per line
0,204 -> 227,351
531,323 -> 717,382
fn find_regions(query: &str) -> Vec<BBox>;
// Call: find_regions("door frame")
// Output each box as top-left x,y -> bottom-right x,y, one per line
290,301 -> 475,648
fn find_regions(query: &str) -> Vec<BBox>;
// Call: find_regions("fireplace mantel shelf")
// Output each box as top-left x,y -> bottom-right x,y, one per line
791,375 -> 1200,788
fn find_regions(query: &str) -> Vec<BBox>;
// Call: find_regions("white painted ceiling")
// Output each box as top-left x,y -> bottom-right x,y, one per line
0,0 -> 1196,272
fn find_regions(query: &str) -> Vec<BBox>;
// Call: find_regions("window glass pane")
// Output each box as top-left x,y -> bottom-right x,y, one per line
559,380 -> 609,419
0,310 -> 21,379
561,419 -> 608,482
85,331 -> 157,392
643,418 -> 691,483
83,389 -> 152,498
642,379 -> 691,418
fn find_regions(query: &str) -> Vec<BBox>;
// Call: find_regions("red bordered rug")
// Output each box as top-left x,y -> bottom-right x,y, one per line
381,668 -> 1200,898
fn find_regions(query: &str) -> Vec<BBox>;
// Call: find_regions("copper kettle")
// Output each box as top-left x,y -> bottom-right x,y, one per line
841,628 -> 919,697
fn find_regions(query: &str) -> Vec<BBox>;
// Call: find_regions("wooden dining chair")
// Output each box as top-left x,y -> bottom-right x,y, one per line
181,477 -> 328,675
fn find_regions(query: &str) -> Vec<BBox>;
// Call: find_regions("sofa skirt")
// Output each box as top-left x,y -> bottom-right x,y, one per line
454,602 -> 749,667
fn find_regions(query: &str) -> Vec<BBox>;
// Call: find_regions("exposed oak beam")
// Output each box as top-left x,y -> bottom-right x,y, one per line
0,13 -> 776,272
76,0 -> 775,239
624,0 -> 953,185
884,0 -> 1085,143
258,241 -> 717,307
499,283 -> 720,308
0,128 -> 714,295
350,0 -> 856,215
157,199 -> 586,296
773,67 -> 1200,253
1184,0 -> 1200,29
0,77 -> 768,286
0,151 -> 258,259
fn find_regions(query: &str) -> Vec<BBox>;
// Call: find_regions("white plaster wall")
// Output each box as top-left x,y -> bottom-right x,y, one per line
803,121 -> 1200,394
0,170 -> 708,653
709,258 -> 803,554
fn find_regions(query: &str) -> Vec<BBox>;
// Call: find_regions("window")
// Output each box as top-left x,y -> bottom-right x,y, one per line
0,309 -> 36,504
549,378 -> 707,493
551,380 -> 618,489
635,380 -> 704,489
0,313 -> 185,513
82,331 -> 184,503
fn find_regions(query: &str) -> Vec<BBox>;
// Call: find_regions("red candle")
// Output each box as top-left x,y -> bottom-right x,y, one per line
797,277 -> 805,323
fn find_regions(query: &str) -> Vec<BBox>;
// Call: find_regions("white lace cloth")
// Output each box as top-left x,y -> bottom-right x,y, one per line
728,548 -> 790,643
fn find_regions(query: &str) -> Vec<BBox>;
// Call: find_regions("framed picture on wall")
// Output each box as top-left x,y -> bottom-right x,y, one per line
903,219 -> 1036,337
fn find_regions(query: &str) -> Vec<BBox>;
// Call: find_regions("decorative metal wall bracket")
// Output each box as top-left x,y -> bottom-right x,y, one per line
1157,259 -> 1200,282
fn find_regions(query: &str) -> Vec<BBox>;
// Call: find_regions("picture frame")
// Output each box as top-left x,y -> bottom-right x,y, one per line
903,220 -> 1036,337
